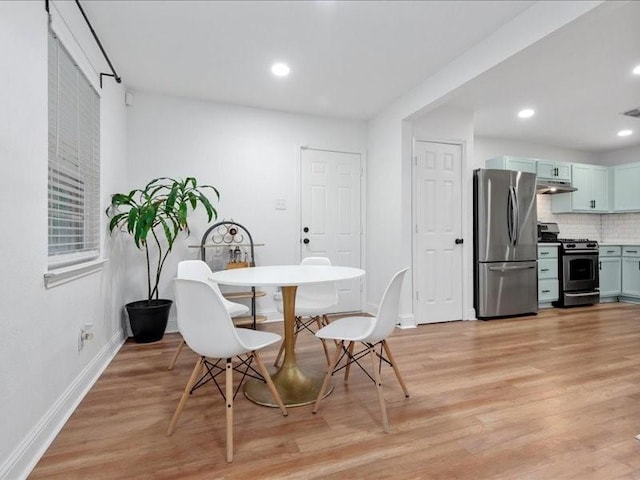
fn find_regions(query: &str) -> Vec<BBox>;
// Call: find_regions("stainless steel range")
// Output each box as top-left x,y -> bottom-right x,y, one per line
553,239 -> 600,307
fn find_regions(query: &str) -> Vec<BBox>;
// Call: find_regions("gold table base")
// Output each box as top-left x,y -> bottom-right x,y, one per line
244,364 -> 333,407
244,285 -> 332,407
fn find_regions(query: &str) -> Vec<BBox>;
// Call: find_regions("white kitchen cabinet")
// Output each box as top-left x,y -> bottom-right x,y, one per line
599,246 -> 621,299
485,156 -> 537,174
621,247 -> 640,300
613,162 -> 640,212
537,160 -> 571,182
537,245 -> 558,306
551,163 -> 609,213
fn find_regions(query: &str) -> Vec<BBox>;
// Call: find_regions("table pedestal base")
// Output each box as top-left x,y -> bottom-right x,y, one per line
244,364 -> 333,407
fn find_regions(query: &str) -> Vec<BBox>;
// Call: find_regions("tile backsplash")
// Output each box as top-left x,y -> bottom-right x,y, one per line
537,195 -> 640,243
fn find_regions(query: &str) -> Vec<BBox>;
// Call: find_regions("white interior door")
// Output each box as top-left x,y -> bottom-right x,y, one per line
413,140 -> 464,323
301,148 -> 362,312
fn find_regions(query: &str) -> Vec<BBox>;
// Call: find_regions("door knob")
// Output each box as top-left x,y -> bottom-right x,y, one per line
455,238 -> 464,245
303,238 -> 310,244
303,227 -> 309,233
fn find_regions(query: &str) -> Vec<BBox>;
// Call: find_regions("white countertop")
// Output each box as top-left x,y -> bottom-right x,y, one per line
538,242 -> 560,246
600,242 -> 640,246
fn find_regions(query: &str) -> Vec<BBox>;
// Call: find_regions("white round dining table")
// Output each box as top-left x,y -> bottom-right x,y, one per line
211,264 -> 365,407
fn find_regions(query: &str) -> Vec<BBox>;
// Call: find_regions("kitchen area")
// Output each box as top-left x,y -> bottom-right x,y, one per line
474,153 -> 640,320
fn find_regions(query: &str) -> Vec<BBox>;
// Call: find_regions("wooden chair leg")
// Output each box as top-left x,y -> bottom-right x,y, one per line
225,358 -> 233,463
344,341 -> 355,382
253,351 -> 288,417
382,340 -> 410,397
315,316 -> 331,366
313,340 -> 344,414
167,356 -> 204,436
168,339 -> 185,370
369,346 -> 389,433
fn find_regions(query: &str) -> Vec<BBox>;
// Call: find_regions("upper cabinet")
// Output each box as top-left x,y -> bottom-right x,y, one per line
613,162 -> 640,212
536,160 -> 571,182
485,156 -> 537,174
551,163 -> 609,213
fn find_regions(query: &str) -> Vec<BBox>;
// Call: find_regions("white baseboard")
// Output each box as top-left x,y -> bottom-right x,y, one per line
0,329 -> 126,480
397,313 -> 416,329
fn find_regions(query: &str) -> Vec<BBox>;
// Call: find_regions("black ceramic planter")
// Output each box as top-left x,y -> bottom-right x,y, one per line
126,299 -> 172,343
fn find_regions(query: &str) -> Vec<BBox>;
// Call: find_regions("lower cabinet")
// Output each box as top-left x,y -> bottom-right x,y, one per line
599,255 -> 621,299
537,245 -> 558,306
622,246 -> 640,299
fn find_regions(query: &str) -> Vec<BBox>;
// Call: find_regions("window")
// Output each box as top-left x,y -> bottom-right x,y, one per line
48,30 -> 100,268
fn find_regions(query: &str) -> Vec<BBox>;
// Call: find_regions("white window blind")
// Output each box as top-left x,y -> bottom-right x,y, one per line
48,30 -> 100,268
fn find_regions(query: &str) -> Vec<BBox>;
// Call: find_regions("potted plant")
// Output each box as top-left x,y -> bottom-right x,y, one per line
106,176 -> 219,342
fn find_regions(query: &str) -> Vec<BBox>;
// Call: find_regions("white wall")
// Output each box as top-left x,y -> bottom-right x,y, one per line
125,92 -> 367,328
366,1 -> 601,323
474,136 -> 599,165
598,144 -> 640,166
0,2 -> 128,478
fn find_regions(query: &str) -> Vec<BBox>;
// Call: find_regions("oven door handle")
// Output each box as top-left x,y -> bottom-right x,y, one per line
488,265 -> 536,272
563,249 -> 599,254
564,291 -> 600,297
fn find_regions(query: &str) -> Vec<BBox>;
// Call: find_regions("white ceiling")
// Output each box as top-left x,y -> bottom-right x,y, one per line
81,0 -> 533,119
80,1 -> 640,153
440,1 -> 640,153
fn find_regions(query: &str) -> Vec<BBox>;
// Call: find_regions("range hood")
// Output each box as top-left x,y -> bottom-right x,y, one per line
536,178 -> 577,194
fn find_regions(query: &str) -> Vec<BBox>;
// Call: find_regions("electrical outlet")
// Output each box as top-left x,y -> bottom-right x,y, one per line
78,323 -> 94,351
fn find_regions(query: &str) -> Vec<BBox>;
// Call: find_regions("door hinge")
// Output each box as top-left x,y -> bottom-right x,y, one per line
416,291 -> 419,301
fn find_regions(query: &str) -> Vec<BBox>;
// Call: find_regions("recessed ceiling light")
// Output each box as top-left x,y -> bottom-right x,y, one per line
618,129 -> 633,137
518,108 -> 535,119
271,63 -> 290,77
633,65 -> 640,75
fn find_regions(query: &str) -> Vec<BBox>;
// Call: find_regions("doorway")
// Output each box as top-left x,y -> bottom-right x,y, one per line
300,147 -> 363,312
412,140 -> 464,323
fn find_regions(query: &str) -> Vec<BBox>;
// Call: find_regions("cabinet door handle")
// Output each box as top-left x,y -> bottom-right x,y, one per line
627,250 -> 638,254
540,252 -> 549,255
606,250 -> 615,253
541,268 -> 549,272
542,289 -> 551,293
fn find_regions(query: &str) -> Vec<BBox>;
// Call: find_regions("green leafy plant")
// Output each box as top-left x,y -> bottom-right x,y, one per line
106,177 -> 219,303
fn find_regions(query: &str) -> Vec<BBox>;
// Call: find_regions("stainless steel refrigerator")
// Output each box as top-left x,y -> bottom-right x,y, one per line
474,169 -> 538,318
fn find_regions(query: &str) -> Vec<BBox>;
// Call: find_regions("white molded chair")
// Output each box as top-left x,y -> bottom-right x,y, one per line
312,269 -> 409,433
167,278 -> 287,463
168,260 -> 250,370
274,256 -> 338,366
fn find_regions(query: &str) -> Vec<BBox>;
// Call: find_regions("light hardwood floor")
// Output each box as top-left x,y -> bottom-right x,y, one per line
31,303 -> 640,479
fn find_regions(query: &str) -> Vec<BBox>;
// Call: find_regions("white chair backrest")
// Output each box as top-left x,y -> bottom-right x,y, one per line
173,278 -> 249,359
296,256 -> 338,307
365,269 -> 408,344
177,260 -> 224,296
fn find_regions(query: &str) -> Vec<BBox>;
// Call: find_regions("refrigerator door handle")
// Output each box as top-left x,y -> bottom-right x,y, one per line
507,186 -> 518,246
488,265 -> 536,272
511,187 -> 520,246
506,189 -> 512,244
